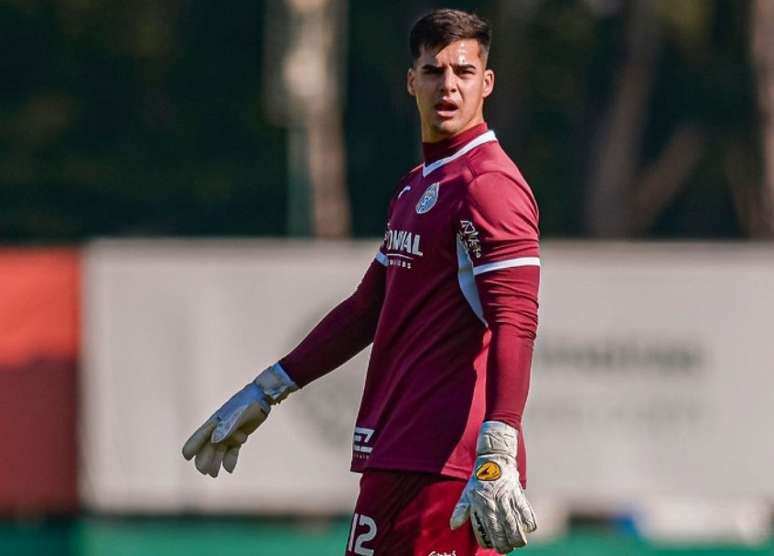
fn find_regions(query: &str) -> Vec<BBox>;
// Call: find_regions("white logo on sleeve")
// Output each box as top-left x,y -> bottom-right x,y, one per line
458,219 -> 482,259
416,182 -> 440,214
398,185 -> 412,199
353,426 -> 375,459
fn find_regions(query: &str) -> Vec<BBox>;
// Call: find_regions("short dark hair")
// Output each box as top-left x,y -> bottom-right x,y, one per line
409,9 -> 491,63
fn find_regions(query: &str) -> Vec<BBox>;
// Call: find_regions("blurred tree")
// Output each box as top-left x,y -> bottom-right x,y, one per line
0,0 -> 765,241
0,0 -> 288,241
586,0 -> 705,237
488,0 -> 753,239
749,0 -> 774,236
264,0 -> 350,237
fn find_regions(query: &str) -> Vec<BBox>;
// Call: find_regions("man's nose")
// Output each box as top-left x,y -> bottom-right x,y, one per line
439,67 -> 458,93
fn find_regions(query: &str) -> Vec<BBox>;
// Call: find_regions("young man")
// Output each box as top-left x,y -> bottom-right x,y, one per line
183,9 -> 540,555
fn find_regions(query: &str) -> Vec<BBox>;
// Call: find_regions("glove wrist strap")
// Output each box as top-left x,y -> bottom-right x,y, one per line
476,420 -> 518,458
254,362 -> 298,405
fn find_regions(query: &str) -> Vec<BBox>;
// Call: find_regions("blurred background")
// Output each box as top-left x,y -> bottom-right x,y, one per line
2,0 -> 774,554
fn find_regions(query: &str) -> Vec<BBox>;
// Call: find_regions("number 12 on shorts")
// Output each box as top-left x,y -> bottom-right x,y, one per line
348,513 -> 377,555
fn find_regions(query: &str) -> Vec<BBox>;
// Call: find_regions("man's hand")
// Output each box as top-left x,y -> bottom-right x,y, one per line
450,421 -> 537,553
181,363 -> 297,477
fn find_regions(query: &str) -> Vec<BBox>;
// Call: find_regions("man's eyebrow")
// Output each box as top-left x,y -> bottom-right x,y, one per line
420,63 -> 478,71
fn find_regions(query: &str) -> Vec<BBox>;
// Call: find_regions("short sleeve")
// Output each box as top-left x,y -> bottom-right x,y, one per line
457,172 -> 540,276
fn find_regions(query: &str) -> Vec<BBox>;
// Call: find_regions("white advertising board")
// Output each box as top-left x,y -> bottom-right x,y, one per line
81,241 -> 774,514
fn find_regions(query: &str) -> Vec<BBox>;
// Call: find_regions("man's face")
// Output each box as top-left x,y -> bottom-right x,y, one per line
407,39 -> 494,143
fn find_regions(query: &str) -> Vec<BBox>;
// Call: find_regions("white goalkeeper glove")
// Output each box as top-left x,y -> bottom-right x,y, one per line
450,421 -> 537,553
181,363 -> 298,477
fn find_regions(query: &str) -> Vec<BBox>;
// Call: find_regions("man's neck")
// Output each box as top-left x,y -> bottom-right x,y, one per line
422,122 -> 489,164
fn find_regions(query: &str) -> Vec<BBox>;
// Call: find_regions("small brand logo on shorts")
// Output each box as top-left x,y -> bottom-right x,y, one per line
475,461 -> 502,481
428,551 -> 457,556
416,182 -> 439,214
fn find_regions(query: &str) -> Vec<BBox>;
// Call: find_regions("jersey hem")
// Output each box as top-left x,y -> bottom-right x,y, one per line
350,459 -> 472,481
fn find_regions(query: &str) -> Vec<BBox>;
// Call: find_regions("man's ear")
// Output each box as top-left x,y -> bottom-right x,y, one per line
482,68 -> 495,98
407,67 -> 416,97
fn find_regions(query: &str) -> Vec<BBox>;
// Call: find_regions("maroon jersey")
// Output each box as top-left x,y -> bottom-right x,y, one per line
281,123 -> 539,485
350,124 -> 539,481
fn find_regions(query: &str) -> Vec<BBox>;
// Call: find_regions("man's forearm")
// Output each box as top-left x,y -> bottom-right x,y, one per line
476,265 -> 539,490
279,258 -> 386,387
476,265 -> 539,426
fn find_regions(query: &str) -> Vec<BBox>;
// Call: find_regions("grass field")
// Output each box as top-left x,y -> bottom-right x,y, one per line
1,517 -> 772,556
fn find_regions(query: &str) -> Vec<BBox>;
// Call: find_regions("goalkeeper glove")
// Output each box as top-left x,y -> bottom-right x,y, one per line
450,421 -> 537,553
181,363 -> 298,477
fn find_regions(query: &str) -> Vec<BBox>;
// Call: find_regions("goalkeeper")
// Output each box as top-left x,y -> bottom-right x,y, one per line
183,8 -> 540,555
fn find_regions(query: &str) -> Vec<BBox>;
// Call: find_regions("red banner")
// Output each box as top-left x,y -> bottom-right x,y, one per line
0,249 -> 79,514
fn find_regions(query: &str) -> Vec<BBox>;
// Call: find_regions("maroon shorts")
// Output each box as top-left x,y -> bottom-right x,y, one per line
345,469 -> 499,556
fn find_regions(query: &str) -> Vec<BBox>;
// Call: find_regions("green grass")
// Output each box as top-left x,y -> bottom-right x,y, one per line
0,517 -> 771,556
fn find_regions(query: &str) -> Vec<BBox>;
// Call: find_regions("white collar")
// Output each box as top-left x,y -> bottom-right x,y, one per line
422,130 -> 498,177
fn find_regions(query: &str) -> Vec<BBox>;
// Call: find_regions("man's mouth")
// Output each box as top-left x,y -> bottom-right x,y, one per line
434,100 -> 458,117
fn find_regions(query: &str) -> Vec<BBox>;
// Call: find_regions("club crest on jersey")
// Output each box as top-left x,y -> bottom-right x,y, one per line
416,182 -> 440,214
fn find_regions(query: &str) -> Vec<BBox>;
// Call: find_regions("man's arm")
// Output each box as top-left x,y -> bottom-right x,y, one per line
477,264 -> 539,472
279,256 -> 386,387
457,170 -> 540,444
451,171 -> 540,551
182,255 -> 386,477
